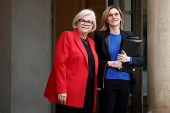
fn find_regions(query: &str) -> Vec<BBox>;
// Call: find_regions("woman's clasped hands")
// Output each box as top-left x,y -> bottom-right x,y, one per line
117,50 -> 130,63
108,50 -> 130,69
108,60 -> 122,69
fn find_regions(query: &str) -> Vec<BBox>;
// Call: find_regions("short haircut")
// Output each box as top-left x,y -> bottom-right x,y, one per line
72,9 -> 96,32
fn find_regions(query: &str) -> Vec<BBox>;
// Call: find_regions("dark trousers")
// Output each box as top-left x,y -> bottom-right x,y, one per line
98,89 -> 105,113
99,79 -> 131,113
56,88 -> 93,113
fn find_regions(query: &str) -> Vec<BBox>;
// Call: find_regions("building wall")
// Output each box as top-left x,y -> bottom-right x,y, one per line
0,0 -> 52,113
0,0 -> 12,113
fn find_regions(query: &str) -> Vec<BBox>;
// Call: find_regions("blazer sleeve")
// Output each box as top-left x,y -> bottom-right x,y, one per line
94,32 -> 108,88
131,52 -> 145,66
54,31 -> 70,94
94,32 -> 101,58
126,31 -> 145,66
94,32 -> 108,64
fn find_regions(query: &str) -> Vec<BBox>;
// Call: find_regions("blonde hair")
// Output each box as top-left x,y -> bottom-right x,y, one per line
100,5 -> 124,31
72,9 -> 96,32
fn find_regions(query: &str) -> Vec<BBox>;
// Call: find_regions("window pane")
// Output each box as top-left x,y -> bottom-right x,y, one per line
125,0 -> 131,11
124,14 -> 131,31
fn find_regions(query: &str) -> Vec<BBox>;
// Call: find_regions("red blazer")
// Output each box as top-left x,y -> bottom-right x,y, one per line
44,29 -> 98,112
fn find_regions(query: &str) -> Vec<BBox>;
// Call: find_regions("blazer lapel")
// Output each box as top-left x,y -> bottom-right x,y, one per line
73,29 -> 88,66
104,29 -> 111,59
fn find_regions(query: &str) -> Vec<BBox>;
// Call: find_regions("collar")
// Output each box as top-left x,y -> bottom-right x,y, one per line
104,28 -> 127,38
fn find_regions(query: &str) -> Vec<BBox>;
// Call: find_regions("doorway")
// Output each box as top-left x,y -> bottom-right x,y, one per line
52,0 -> 144,113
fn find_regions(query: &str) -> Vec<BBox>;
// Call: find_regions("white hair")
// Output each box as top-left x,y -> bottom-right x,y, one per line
72,9 -> 96,32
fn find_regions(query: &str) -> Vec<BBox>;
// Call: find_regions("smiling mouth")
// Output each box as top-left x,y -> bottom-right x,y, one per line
111,20 -> 117,22
81,27 -> 88,29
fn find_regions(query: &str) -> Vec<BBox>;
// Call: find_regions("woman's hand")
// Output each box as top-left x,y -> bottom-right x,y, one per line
108,61 -> 122,69
97,88 -> 101,91
117,50 -> 130,63
58,93 -> 67,105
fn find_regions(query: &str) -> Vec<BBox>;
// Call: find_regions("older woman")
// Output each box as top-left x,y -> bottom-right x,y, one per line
94,5 -> 144,113
44,9 -> 98,113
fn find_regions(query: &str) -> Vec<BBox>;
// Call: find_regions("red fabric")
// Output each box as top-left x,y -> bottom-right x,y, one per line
44,29 -> 98,112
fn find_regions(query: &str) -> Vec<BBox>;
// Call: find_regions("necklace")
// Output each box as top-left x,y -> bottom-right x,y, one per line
81,38 -> 88,45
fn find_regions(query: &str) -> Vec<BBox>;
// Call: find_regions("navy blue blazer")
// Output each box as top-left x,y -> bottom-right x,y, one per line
94,29 -> 144,88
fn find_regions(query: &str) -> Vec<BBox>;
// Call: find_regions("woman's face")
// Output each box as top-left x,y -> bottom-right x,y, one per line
106,8 -> 122,28
77,15 -> 93,35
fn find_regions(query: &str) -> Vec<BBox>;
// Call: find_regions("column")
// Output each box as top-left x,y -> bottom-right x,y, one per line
147,0 -> 170,113
11,0 -> 52,113
0,0 -> 12,113
0,0 -> 52,113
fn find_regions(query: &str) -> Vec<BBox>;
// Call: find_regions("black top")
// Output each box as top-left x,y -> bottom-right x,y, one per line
81,38 -> 95,89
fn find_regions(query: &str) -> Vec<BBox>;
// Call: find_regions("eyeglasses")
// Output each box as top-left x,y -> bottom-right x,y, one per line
108,13 -> 120,18
78,19 -> 93,26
